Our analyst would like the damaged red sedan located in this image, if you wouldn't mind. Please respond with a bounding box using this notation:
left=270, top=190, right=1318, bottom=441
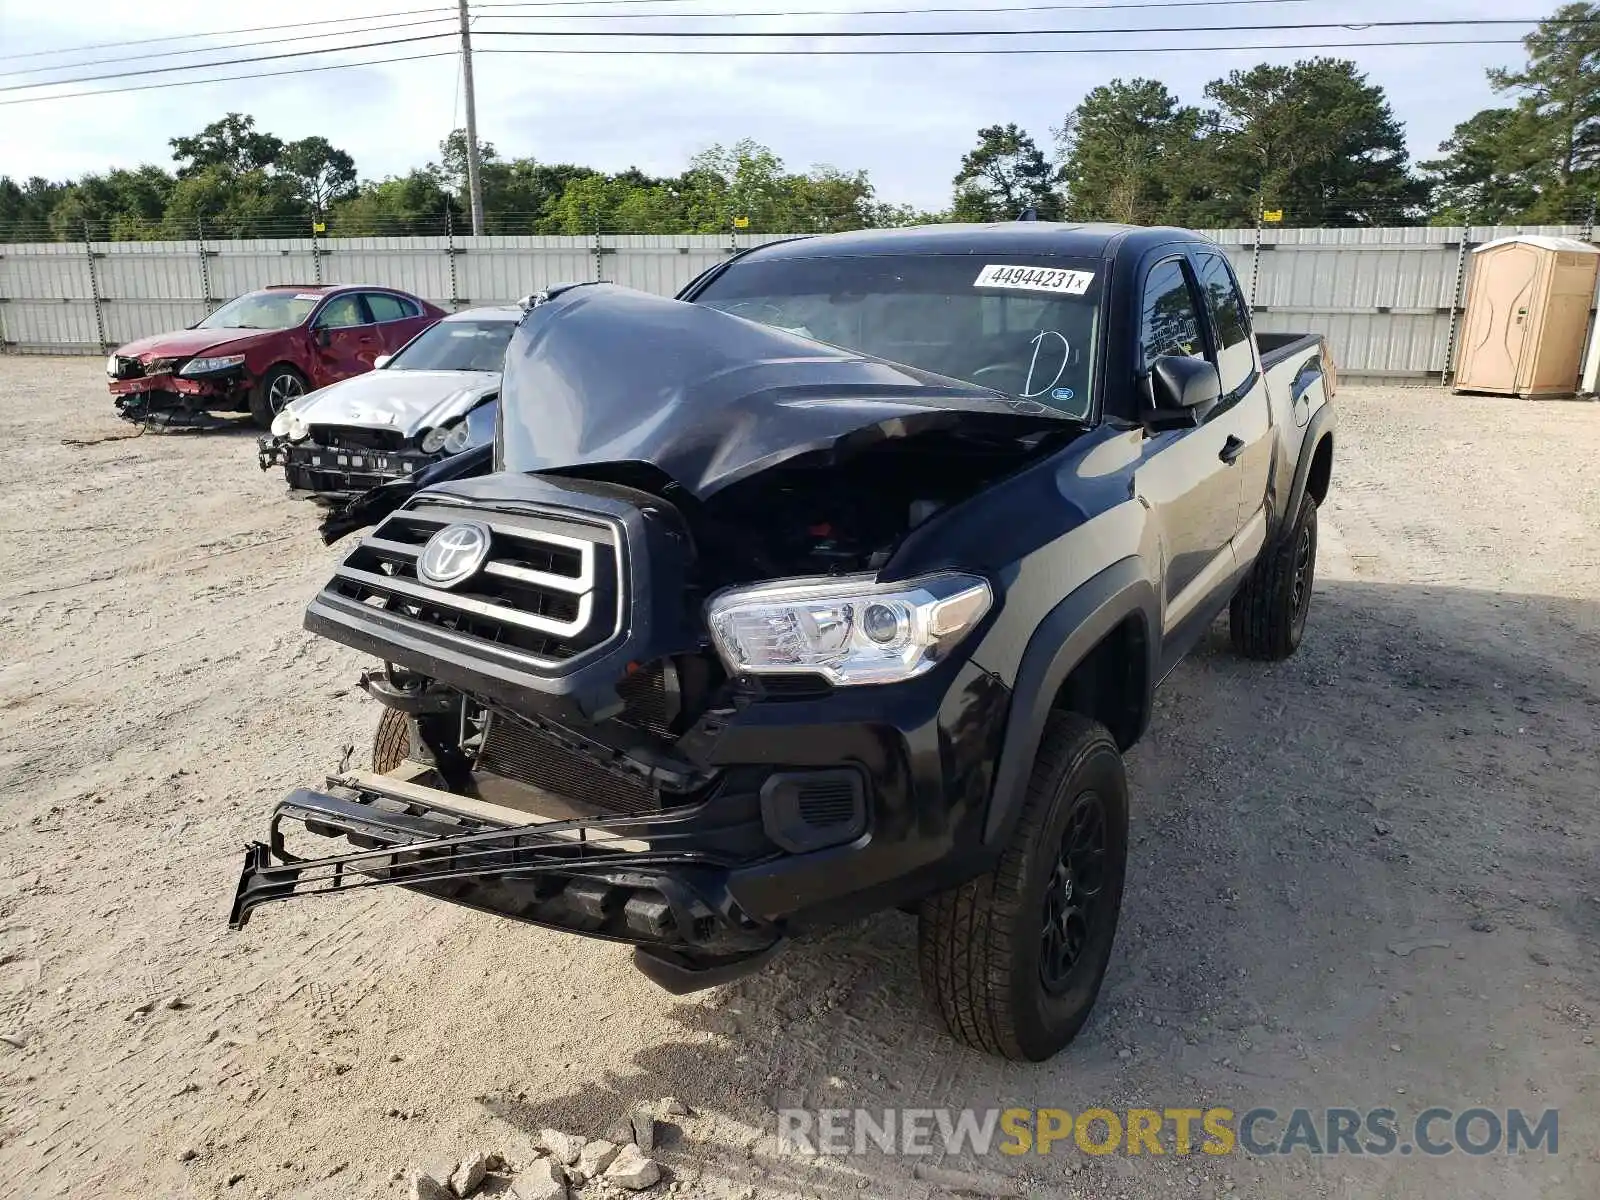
left=106, top=284, right=445, bottom=427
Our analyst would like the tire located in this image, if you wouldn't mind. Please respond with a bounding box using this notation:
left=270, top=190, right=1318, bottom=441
left=918, top=712, right=1129, bottom=1061
left=1229, top=494, right=1319, bottom=661
left=249, top=364, right=308, bottom=429
left=371, top=708, right=411, bottom=773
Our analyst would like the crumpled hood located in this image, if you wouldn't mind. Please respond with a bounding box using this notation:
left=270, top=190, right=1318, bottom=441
left=497, top=283, right=1069, bottom=499
left=285, top=369, right=500, bottom=437
left=113, top=327, right=272, bottom=360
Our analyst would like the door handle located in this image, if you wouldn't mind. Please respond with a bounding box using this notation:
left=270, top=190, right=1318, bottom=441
left=1219, top=436, right=1245, bottom=465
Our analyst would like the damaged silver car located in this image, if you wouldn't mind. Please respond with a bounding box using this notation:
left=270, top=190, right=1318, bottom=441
left=258, top=306, right=517, bottom=502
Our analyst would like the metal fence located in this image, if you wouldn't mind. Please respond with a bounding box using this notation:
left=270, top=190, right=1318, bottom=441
left=2, top=224, right=1594, bottom=380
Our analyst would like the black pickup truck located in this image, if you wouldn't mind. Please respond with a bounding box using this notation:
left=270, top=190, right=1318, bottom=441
left=231, top=224, right=1334, bottom=1061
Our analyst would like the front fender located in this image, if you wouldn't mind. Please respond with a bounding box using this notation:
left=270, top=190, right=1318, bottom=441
left=979, top=556, right=1159, bottom=847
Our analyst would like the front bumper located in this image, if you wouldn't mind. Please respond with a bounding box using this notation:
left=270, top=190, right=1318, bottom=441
left=110, top=370, right=245, bottom=419
left=231, top=768, right=786, bottom=991
left=260, top=436, right=440, bottom=499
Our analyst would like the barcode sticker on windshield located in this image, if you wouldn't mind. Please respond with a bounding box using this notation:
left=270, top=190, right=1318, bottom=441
left=974, top=264, right=1095, bottom=295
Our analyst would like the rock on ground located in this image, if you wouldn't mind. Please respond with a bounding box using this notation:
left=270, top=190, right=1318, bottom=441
left=411, top=1170, right=453, bottom=1200
left=512, top=1158, right=568, bottom=1200
left=575, top=1137, right=621, bottom=1179
left=537, top=1129, right=583, bottom=1166
left=450, top=1153, right=489, bottom=1197
left=630, top=1107, right=657, bottom=1152
left=604, top=1144, right=661, bottom=1191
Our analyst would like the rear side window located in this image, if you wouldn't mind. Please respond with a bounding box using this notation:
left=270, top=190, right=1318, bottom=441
left=365, top=292, right=417, bottom=322
left=316, top=295, right=365, bottom=328
left=1193, top=252, right=1254, bottom=392
left=1139, top=258, right=1206, bottom=371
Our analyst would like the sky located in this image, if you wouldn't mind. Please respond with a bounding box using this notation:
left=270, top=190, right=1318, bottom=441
left=0, top=0, right=1538, bottom=212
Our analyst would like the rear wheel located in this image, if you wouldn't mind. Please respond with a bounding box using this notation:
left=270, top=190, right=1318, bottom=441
left=1229, top=494, right=1318, bottom=660
left=371, top=708, right=411, bottom=773
left=918, top=712, right=1129, bottom=1060
left=249, top=364, right=307, bottom=429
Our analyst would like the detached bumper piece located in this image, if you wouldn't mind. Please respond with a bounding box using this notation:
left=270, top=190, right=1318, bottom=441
left=278, top=441, right=438, bottom=499
left=230, top=773, right=784, bottom=991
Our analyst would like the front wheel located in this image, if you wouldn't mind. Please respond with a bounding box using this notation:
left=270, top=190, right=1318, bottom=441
left=1229, top=494, right=1318, bottom=661
left=371, top=708, right=411, bottom=773
left=918, top=712, right=1129, bottom=1061
left=249, top=364, right=307, bottom=429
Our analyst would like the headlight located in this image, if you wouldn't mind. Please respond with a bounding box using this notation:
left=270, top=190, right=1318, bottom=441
left=420, top=420, right=460, bottom=454
left=270, top=411, right=309, bottom=441
left=105, top=354, right=118, bottom=377
left=706, top=572, right=992, bottom=686
left=442, top=420, right=474, bottom=454
left=178, top=354, right=245, bottom=376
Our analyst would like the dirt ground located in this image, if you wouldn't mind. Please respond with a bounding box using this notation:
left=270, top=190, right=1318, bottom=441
left=1, top=359, right=1597, bottom=1200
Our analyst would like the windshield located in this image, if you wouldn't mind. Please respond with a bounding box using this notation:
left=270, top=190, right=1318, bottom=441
left=387, top=318, right=515, bottom=372
left=693, top=253, right=1102, bottom=419
left=199, top=290, right=319, bottom=330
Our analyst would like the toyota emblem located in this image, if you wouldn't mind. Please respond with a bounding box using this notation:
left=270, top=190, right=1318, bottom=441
left=416, top=521, right=491, bottom=589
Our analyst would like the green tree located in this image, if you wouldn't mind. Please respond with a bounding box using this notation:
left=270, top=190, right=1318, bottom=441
left=279, top=137, right=357, bottom=214
left=689, top=140, right=794, bottom=229
left=47, top=166, right=174, bottom=239
left=328, top=171, right=458, bottom=236
left=1056, top=79, right=1202, bottom=224
left=951, top=124, right=1062, bottom=221
left=1420, top=109, right=1547, bottom=224
left=0, top=176, right=70, bottom=240
left=1193, top=58, right=1425, bottom=226
left=1483, top=2, right=1600, bottom=219
left=169, top=113, right=284, bottom=177
left=160, top=165, right=304, bottom=237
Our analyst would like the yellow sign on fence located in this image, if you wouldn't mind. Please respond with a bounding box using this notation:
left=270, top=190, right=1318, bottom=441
left=733, top=215, right=750, bottom=229
left=1262, top=209, right=1284, bottom=224
left=312, top=221, right=327, bottom=234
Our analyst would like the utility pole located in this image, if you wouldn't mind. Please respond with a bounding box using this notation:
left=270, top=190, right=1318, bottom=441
left=457, top=0, right=485, bottom=236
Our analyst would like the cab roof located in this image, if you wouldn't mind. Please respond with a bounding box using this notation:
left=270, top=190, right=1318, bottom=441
left=738, top=222, right=1203, bottom=263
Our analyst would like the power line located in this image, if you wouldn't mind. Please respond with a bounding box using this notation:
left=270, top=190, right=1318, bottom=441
left=0, top=0, right=1328, bottom=63
left=465, top=17, right=1590, bottom=37
left=0, top=7, right=455, bottom=64
left=0, top=34, right=1538, bottom=106
left=0, top=17, right=462, bottom=80
left=0, top=51, right=460, bottom=107
left=475, top=0, right=1325, bottom=11
left=475, top=35, right=1537, bottom=51
left=1, top=16, right=1568, bottom=95
left=0, top=34, right=458, bottom=94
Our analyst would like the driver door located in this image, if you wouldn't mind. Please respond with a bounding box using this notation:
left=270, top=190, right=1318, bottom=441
left=1132, top=256, right=1245, bottom=664
left=311, top=294, right=382, bottom=386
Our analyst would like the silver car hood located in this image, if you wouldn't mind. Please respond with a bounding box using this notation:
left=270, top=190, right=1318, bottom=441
left=284, top=369, right=500, bottom=437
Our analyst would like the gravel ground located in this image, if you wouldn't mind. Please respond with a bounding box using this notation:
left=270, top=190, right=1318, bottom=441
left=1, top=359, right=1597, bottom=1200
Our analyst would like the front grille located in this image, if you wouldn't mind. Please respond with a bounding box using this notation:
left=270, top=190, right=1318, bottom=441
left=310, top=425, right=408, bottom=454
left=327, top=501, right=621, bottom=667
left=616, top=662, right=674, bottom=738
left=478, top=715, right=658, bottom=815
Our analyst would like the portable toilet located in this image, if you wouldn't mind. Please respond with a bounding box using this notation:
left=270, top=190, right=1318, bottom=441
left=1453, top=234, right=1600, bottom=398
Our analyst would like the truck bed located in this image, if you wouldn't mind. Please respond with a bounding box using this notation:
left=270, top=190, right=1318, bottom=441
left=1256, top=331, right=1325, bottom=371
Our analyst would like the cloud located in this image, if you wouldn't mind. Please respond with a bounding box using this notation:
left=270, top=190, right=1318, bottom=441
left=0, top=0, right=1527, bottom=209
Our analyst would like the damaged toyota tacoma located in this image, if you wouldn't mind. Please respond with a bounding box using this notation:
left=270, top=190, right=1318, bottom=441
left=231, top=224, right=1335, bottom=1061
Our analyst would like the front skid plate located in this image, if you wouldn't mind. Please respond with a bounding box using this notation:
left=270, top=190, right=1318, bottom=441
left=228, top=774, right=782, bottom=974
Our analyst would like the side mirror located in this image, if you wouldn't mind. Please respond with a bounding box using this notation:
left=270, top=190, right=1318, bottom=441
left=373, top=354, right=391, bottom=369
left=1146, top=355, right=1221, bottom=428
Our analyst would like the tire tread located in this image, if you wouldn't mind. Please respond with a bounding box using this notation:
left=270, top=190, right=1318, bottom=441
left=918, top=712, right=1119, bottom=1060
